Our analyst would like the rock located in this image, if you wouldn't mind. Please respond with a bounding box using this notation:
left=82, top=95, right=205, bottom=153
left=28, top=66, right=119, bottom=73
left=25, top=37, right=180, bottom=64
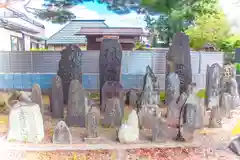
left=209, top=107, right=222, bottom=128
left=228, top=136, right=240, bottom=156
left=138, top=104, right=161, bottom=129
left=126, top=89, right=140, bottom=109
left=51, top=75, right=64, bottom=118
left=31, top=84, right=44, bottom=114
left=220, top=93, right=232, bottom=118
left=52, top=121, right=72, bottom=144
left=102, top=97, right=123, bottom=127
left=19, top=91, right=32, bottom=103
left=66, top=80, right=86, bottom=127
left=152, top=117, right=169, bottom=142
left=7, top=102, right=44, bottom=143
left=118, top=109, right=139, bottom=143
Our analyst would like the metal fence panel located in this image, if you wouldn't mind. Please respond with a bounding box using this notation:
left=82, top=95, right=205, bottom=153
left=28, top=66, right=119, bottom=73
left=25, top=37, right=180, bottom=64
left=0, top=53, right=10, bottom=72
left=199, top=52, right=224, bottom=74
left=81, top=51, right=99, bottom=73
left=32, top=52, right=60, bottom=73
left=152, top=52, right=166, bottom=74
left=9, top=52, right=32, bottom=73
left=127, top=51, right=152, bottom=75
left=190, top=51, right=200, bottom=74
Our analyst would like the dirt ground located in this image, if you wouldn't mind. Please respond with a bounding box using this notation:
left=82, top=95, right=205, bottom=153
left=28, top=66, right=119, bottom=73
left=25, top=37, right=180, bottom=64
left=0, top=93, right=240, bottom=159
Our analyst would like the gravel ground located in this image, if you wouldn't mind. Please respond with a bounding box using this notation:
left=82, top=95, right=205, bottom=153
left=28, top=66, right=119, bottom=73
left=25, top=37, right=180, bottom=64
left=0, top=147, right=238, bottom=160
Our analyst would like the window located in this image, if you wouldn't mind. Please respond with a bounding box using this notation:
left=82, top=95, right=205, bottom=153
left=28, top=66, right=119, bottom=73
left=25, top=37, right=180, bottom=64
left=10, top=36, right=24, bottom=51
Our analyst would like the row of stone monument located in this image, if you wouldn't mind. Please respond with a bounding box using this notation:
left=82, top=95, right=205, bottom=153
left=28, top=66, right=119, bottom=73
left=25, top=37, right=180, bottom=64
left=6, top=31, right=240, bottom=144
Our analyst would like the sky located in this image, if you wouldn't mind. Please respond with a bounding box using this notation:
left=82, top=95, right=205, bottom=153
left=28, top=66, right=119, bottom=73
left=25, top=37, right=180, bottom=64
left=9, top=0, right=146, bottom=37
left=8, top=0, right=240, bottom=37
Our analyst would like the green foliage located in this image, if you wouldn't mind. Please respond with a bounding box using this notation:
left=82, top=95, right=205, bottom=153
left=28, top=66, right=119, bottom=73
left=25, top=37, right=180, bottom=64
left=159, top=91, right=166, bottom=101
left=236, top=63, right=240, bottom=74
left=135, top=41, right=146, bottom=50
left=185, top=11, right=231, bottom=51
left=219, top=35, right=240, bottom=53
left=34, top=9, right=76, bottom=24
left=196, top=89, right=206, bottom=99
left=30, top=48, right=49, bottom=51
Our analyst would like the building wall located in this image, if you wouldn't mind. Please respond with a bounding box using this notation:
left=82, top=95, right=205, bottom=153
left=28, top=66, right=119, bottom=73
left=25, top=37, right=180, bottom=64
left=87, top=35, right=139, bottom=50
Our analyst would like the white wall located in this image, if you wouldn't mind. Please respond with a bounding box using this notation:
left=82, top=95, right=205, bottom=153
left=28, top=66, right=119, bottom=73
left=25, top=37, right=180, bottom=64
left=0, top=28, right=23, bottom=51
left=0, top=28, right=36, bottom=51
left=24, top=35, right=31, bottom=51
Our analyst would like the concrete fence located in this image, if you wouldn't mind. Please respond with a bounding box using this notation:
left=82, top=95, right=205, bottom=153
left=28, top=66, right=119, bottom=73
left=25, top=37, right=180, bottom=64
left=0, top=50, right=224, bottom=91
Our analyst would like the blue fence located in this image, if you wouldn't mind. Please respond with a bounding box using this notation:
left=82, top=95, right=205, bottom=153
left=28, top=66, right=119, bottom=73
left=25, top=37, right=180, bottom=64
left=0, top=50, right=224, bottom=91
left=0, top=73, right=150, bottom=90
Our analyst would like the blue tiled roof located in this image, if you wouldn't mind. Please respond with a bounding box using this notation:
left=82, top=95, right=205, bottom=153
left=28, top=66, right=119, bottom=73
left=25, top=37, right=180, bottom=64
left=47, top=19, right=108, bottom=44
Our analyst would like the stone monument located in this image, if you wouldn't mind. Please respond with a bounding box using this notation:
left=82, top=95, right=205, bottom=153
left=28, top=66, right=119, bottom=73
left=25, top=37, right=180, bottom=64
left=99, top=38, right=122, bottom=105
left=165, top=32, right=192, bottom=94
left=57, top=45, right=82, bottom=104
left=50, top=75, right=64, bottom=118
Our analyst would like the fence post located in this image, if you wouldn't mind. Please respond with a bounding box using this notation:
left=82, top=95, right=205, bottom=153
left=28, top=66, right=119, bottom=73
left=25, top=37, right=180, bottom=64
left=198, top=51, right=202, bottom=74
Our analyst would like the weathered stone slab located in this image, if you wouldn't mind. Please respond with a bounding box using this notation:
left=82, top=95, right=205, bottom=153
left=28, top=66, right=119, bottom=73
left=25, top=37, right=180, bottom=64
left=31, top=84, right=44, bottom=114
left=66, top=80, right=86, bottom=127
left=166, top=72, right=180, bottom=105
left=152, top=117, right=169, bottom=142
left=51, top=75, right=64, bottom=118
left=102, top=97, right=122, bottom=127
left=52, top=121, right=72, bottom=144
left=205, top=63, right=223, bottom=109
left=7, top=102, right=44, bottom=143
left=139, top=65, right=159, bottom=106
left=99, top=39, right=122, bottom=105
left=57, top=45, right=82, bottom=104
left=118, top=109, right=139, bottom=143
left=101, top=81, right=124, bottom=113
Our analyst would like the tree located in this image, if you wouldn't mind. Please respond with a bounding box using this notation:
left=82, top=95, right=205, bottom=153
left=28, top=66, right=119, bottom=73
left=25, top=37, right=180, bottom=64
left=185, top=11, right=231, bottom=51
left=0, top=0, right=219, bottom=24
left=143, top=0, right=219, bottom=46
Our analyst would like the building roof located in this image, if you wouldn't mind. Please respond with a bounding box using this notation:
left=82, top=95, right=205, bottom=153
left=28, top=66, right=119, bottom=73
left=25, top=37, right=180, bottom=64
left=0, top=18, right=39, bottom=34
left=75, top=27, right=146, bottom=36
left=47, top=19, right=109, bottom=44
left=6, top=7, right=45, bottom=29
